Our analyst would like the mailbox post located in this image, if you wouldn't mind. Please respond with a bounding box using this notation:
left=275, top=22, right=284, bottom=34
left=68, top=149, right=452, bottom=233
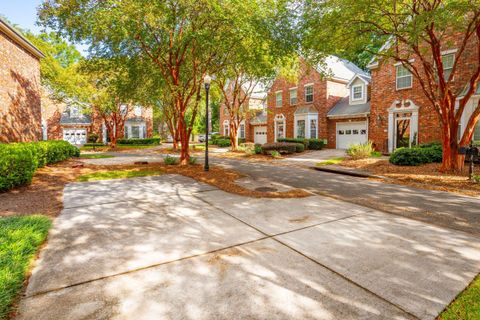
left=460, top=142, right=479, bottom=181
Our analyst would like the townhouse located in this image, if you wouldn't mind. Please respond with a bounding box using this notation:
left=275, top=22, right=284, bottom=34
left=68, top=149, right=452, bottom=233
left=42, top=93, right=154, bottom=145
left=0, top=17, right=44, bottom=143
left=266, top=56, right=368, bottom=148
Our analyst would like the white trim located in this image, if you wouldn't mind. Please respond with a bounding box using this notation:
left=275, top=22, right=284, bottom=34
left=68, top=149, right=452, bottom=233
left=304, top=82, right=314, bottom=86
left=441, top=48, right=458, bottom=55
left=394, top=59, right=415, bottom=66
left=387, top=99, right=419, bottom=152
left=274, top=114, right=286, bottom=142
left=347, top=74, right=371, bottom=88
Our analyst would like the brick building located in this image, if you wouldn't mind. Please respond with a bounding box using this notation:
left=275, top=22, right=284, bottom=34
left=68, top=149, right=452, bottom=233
left=266, top=56, right=367, bottom=147
left=219, top=82, right=268, bottom=144
left=0, top=17, right=44, bottom=143
left=367, top=33, right=480, bottom=153
left=41, top=93, right=154, bottom=145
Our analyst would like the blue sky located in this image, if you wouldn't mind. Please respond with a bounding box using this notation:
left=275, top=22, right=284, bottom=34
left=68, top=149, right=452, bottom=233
left=0, top=1, right=88, bottom=54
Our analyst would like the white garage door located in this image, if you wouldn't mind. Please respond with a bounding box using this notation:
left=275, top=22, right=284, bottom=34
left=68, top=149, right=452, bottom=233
left=63, top=129, right=87, bottom=145
left=254, top=126, right=267, bottom=145
left=336, top=122, right=368, bottom=149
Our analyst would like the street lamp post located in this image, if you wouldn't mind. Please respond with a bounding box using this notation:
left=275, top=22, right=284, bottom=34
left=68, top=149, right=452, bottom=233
left=204, top=74, right=212, bottom=171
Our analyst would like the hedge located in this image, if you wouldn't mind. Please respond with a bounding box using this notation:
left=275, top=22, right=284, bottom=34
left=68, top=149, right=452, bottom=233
left=0, top=141, right=79, bottom=191
left=308, top=139, right=325, bottom=150
left=217, top=139, right=231, bottom=147
left=117, top=138, right=161, bottom=145
left=277, top=138, right=310, bottom=149
left=294, top=143, right=305, bottom=153
left=389, top=144, right=443, bottom=166
left=277, top=138, right=325, bottom=150
left=262, top=142, right=297, bottom=155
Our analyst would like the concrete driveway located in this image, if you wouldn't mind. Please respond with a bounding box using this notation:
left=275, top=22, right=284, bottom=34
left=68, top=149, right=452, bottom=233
left=276, top=149, right=346, bottom=167
left=17, top=175, right=480, bottom=320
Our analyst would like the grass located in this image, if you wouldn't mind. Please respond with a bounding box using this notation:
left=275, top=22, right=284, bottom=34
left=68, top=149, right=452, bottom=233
left=77, top=169, right=164, bottom=182
left=79, top=153, right=114, bottom=159
left=0, top=215, right=51, bottom=319
left=317, top=157, right=345, bottom=166
left=80, top=145, right=157, bottom=151
left=438, top=274, right=480, bottom=320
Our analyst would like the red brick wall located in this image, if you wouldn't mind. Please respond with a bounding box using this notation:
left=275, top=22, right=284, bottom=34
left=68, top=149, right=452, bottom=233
left=0, top=30, right=42, bottom=143
left=219, top=91, right=259, bottom=142
left=267, top=61, right=347, bottom=143
left=369, top=32, right=479, bottom=152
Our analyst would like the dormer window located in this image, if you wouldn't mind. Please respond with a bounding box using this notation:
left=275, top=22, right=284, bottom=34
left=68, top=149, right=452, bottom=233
left=134, top=106, right=142, bottom=116
left=120, top=105, right=128, bottom=115
left=352, top=85, right=364, bottom=101
left=70, top=106, right=79, bottom=117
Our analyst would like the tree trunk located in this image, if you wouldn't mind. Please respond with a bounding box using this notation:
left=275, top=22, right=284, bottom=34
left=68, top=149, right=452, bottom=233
left=440, top=133, right=463, bottom=172
left=178, top=117, right=190, bottom=165
left=229, top=121, right=239, bottom=151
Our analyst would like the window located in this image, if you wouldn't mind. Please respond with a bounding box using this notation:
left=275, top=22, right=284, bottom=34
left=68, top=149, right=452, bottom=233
left=352, top=85, right=363, bottom=101
left=134, top=106, right=142, bottom=116
left=289, top=88, right=297, bottom=105
left=338, top=130, right=345, bottom=135
left=124, top=126, right=129, bottom=139
left=345, top=130, right=352, bottom=135
left=360, top=129, right=367, bottom=135
left=223, top=107, right=229, bottom=116
left=442, top=53, right=455, bottom=81
left=223, top=121, right=229, bottom=136
left=70, top=106, right=79, bottom=117
left=474, top=121, right=480, bottom=141
left=239, top=123, right=245, bottom=139
left=305, top=85, right=314, bottom=103
left=396, top=65, right=412, bottom=90
left=310, top=119, right=317, bottom=139
left=120, top=105, right=128, bottom=115
left=275, top=91, right=283, bottom=107
left=276, top=121, right=285, bottom=140
left=297, top=120, right=305, bottom=138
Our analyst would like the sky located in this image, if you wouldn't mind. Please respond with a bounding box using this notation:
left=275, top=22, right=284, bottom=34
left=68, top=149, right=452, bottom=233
left=0, top=0, right=88, bottom=54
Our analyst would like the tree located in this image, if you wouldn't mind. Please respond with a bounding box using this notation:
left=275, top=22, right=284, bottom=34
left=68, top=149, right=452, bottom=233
left=25, top=32, right=92, bottom=103
left=302, top=0, right=480, bottom=172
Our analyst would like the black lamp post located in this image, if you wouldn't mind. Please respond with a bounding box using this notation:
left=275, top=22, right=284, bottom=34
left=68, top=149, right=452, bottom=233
left=204, top=74, right=212, bottom=171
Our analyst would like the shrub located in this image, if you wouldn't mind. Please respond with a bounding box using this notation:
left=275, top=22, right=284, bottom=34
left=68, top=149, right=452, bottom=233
left=254, top=144, right=263, bottom=154
left=261, top=142, right=297, bottom=155
left=269, top=150, right=281, bottom=158
left=308, top=139, right=324, bottom=150
left=0, top=141, right=79, bottom=191
left=239, top=143, right=256, bottom=155
left=188, top=157, right=197, bottom=165
left=389, top=144, right=443, bottom=166
left=164, top=155, right=178, bottom=165
left=277, top=138, right=309, bottom=149
left=88, top=133, right=99, bottom=143
left=389, top=147, right=430, bottom=166
left=210, top=134, right=226, bottom=145
left=216, top=139, right=231, bottom=148
left=346, top=141, right=375, bottom=160
left=117, top=138, right=161, bottom=145
left=294, top=143, right=305, bottom=153
left=83, top=143, right=105, bottom=147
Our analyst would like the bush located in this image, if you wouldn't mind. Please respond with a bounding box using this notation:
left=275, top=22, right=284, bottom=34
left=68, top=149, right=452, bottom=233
left=188, top=157, right=197, bottom=165
left=389, top=144, right=443, bottom=166
left=261, top=142, right=297, bottom=155
left=0, top=141, right=79, bottom=191
left=346, top=141, right=375, bottom=160
left=210, top=134, right=226, bottom=145
left=254, top=144, right=263, bottom=154
left=88, top=133, right=99, bottom=143
left=269, top=150, right=281, bottom=158
left=117, top=138, right=161, bottom=145
left=277, top=138, right=309, bottom=149
left=164, top=155, right=178, bottom=165
left=294, top=143, right=305, bottom=153
left=239, top=143, right=256, bottom=155
left=83, top=143, right=105, bottom=147
left=217, top=139, right=231, bottom=148
left=308, top=139, right=325, bottom=150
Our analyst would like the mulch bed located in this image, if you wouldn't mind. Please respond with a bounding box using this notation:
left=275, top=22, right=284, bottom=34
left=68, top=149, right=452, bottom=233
left=0, top=160, right=310, bottom=219
left=341, top=158, right=480, bottom=197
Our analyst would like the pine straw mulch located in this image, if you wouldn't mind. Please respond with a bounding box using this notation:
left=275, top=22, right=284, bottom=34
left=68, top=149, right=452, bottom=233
left=0, top=161, right=310, bottom=219
left=340, top=158, right=480, bottom=197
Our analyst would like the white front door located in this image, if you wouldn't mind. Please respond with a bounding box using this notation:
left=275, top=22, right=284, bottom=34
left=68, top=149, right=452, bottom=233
left=336, top=122, right=368, bottom=149
left=63, top=129, right=87, bottom=145
left=254, top=126, right=267, bottom=144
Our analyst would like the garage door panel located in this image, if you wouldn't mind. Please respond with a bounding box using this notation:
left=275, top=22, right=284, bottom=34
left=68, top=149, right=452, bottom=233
left=254, top=126, right=267, bottom=145
left=63, top=129, right=87, bottom=145
left=337, top=122, right=367, bottom=149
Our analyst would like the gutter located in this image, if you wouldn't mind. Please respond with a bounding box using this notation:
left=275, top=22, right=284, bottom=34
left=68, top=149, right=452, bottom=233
left=0, top=18, right=45, bottom=59
left=326, top=112, right=370, bottom=120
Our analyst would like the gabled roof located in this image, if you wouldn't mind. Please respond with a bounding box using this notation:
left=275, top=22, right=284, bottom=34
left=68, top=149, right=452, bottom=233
left=316, top=56, right=369, bottom=82
left=0, top=17, right=45, bottom=59
left=250, top=111, right=267, bottom=125
left=294, top=106, right=318, bottom=115
left=327, top=96, right=370, bottom=118
left=242, top=81, right=269, bottom=100
left=347, top=73, right=372, bottom=88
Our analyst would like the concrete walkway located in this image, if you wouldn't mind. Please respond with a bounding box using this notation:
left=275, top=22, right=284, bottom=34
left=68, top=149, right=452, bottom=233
left=16, top=175, right=480, bottom=320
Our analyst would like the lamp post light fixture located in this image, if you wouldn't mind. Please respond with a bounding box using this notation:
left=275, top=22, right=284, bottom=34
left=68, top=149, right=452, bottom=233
left=204, top=74, right=212, bottom=171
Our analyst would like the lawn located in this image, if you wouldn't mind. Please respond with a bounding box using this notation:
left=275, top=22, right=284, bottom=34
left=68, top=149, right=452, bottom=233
left=0, top=215, right=51, bottom=319
left=439, top=274, right=480, bottom=319
left=317, top=157, right=345, bottom=166
left=79, top=153, right=114, bottom=159
left=80, top=145, right=157, bottom=151
left=77, top=169, right=164, bottom=182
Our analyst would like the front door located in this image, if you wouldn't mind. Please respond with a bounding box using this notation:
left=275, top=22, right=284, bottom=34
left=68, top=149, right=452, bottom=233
left=395, top=116, right=411, bottom=149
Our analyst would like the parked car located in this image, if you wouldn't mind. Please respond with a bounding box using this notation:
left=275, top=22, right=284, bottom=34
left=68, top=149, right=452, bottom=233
left=198, top=132, right=219, bottom=142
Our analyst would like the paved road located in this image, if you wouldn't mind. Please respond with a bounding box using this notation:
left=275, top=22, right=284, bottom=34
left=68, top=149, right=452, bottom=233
left=16, top=175, right=480, bottom=320
left=212, top=157, right=480, bottom=236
